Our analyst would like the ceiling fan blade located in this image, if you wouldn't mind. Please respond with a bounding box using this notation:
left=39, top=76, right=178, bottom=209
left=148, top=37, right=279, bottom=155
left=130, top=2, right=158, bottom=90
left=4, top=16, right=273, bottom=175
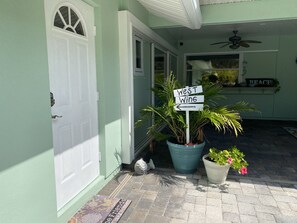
left=210, top=41, right=230, bottom=45
left=211, top=31, right=262, bottom=49
left=239, top=41, right=250, bottom=48
left=220, top=43, right=230, bottom=48
left=242, top=40, right=262, bottom=43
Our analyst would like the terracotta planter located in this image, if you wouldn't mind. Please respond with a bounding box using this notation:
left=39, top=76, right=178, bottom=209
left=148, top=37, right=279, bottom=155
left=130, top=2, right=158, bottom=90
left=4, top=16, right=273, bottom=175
left=202, top=154, right=230, bottom=184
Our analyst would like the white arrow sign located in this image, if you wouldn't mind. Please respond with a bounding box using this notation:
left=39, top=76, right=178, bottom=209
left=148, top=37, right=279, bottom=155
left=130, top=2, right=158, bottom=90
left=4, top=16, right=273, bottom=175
left=175, top=95, right=204, bottom=104
left=173, top=85, right=204, bottom=144
left=173, top=85, right=202, bottom=97
left=174, top=104, right=203, bottom=111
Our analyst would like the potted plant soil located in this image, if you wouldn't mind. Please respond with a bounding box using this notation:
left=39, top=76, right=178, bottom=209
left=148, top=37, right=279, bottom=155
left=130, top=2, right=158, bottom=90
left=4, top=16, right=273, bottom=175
left=136, top=74, right=255, bottom=174
left=203, top=146, right=248, bottom=184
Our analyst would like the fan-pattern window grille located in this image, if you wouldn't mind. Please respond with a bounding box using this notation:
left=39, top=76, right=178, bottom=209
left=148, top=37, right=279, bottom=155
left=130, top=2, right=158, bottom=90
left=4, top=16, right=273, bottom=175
left=54, top=6, right=85, bottom=36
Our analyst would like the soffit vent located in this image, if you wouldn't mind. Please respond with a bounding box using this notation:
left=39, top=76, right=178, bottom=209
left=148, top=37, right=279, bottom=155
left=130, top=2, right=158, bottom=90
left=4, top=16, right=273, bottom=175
left=137, top=0, right=202, bottom=29
left=200, top=0, right=254, bottom=5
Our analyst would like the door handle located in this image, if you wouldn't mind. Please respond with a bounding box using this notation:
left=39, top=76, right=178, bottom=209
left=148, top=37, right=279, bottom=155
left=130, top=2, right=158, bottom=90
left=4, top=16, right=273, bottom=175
left=52, top=114, right=63, bottom=119
left=50, top=92, right=55, bottom=107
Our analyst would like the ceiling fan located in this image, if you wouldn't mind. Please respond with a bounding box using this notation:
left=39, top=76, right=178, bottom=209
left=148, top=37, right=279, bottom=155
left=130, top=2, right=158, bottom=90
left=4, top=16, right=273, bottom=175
left=210, top=30, right=262, bottom=49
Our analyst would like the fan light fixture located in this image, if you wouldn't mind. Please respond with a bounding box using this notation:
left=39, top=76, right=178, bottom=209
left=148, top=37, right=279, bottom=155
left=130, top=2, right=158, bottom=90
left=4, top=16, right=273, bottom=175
left=210, top=30, right=262, bottom=49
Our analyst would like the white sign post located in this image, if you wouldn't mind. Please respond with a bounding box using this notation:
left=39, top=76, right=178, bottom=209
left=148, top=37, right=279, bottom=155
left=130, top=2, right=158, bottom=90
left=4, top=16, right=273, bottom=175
left=173, top=86, right=204, bottom=144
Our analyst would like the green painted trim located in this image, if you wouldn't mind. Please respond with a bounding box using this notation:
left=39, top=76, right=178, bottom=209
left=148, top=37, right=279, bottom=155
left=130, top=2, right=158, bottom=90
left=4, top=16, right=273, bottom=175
left=119, top=0, right=150, bottom=25
left=57, top=166, right=121, bottom=223
left=82, top=0, right=98, bottom=7
left=149, top=0, right=297, bottom=28
left=149, top=14, right=181, bottom=28
left=201, top=0, right=297, bottom=25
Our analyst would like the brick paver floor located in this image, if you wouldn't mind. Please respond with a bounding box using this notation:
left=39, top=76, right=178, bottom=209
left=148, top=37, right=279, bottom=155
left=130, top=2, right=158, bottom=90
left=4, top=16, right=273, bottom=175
left=71, top=120, right=297, bottom=223
left=116, top=120, right=297, bottom=223
left=116, top=170, right=297, bottom=223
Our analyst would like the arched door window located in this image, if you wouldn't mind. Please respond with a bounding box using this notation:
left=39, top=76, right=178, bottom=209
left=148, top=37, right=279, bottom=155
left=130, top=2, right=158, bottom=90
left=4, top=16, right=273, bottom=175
left=53, top=6, right=85, bottom=36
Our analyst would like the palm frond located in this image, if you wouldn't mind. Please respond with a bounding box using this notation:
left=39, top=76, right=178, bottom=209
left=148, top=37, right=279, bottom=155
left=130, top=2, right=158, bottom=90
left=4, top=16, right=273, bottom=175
left=136, top=74, right=256, bottom=144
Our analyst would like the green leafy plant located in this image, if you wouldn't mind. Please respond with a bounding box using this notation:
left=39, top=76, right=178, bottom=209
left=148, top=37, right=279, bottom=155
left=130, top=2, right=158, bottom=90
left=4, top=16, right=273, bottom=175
left=273, top=78, right=281, bottom=93
left=136, top=73, right=256, bottom=145
left=209, top=146, right=248, bottom=175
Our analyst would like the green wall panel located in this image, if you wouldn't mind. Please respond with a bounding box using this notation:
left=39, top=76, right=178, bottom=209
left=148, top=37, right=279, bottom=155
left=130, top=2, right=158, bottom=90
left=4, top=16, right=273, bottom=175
left=274, top=34, right=297, bottom=119
left=0, top=151, right=57, bottom=223
left=95, top=0, right=122, bottom=177
left=95, top=0, right=170, bottom=176
left=0, top=1, right=57, bottom=222
left=119, top=0, right=149, bottom=25
left=119, top=0, right=177, bottom=47
left=201, top=0, right=297, bottom=25
left=244, top=52, right=277, bottom=79
left=0, top=0, right=162, bottom=222
left=222, top=94, right=274, bottom=119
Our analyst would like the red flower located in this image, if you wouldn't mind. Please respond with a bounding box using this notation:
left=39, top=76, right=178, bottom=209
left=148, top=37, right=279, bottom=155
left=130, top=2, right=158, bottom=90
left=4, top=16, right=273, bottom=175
left=240, top=166, right=248, bottom=175
left=227, top=157, right=233, bottom=164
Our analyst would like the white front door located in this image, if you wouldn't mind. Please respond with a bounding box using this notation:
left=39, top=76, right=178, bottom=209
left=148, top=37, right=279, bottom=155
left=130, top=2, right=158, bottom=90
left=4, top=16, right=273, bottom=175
left=44, top=0, right=100, bottom=210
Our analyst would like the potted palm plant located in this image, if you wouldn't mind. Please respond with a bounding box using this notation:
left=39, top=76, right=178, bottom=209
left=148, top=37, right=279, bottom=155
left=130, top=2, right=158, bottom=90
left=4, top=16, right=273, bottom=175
left=136, top=74, right=255, bottom=174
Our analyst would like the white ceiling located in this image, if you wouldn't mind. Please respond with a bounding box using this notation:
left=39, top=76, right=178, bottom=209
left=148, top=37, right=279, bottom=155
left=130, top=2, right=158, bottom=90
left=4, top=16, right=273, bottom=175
left=155, top=19, right=297, bottom=41
left=137, top=0, right=202, bottom=29
left=139, top=0, right=297, bottom=42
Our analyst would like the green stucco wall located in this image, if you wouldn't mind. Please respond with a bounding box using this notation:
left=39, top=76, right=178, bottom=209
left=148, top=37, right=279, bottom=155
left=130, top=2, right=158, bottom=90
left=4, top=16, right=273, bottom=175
left=94, top=0, right=122, bottom=179
left=119, top=0, right=149, bottom=25
left=0, top=0, right=163, bottom=223
left=274, top=34, right=297, bottom=120
left=0, top=1, right=57, bottom=222
left=2, top=1, right=296, bottom=223
left=95, top=0, right=163, bottom=178
left=201, top=0, right=297, bottom=25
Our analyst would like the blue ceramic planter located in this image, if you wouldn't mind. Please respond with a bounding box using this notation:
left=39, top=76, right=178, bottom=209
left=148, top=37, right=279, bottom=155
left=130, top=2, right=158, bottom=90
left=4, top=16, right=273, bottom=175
left=167, top=140, right=205, bottom=174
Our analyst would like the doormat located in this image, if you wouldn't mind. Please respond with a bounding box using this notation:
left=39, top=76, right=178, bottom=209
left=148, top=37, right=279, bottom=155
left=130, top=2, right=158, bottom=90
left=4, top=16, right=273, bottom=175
left=283, top=127, right=297, bottom=139
left=69, top=195, right=131, bottom=223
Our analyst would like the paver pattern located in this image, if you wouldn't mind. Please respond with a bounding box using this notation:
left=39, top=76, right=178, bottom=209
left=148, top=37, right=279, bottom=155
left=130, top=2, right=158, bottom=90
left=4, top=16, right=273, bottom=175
left=116, top=170, right=297, bottom=223
left=116, top=120, right=297, bottom=223
left=71, top=120, right=297, bottom=223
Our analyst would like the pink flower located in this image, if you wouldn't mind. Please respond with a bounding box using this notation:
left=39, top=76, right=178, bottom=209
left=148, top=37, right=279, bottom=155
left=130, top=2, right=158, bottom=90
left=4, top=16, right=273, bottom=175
left=240, top=166, right=248, bottom=175
left=227, top=157, right=233, bottom=164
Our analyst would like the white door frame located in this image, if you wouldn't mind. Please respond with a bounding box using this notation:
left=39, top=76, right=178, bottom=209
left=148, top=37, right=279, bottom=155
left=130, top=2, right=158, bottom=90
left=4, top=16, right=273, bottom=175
left=118, top=11, right=178, bottom=164
left=44, top=0, right=100, bottom=210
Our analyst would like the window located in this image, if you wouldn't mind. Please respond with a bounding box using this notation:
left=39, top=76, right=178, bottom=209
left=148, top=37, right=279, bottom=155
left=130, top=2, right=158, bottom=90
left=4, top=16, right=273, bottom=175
left=186, top=53, right=242, bottom=86
left=133, top=36, right=143, bottom=74
left=169, top=53, right=178, bottom=76
left=54, top=6, right=85, bottom=36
